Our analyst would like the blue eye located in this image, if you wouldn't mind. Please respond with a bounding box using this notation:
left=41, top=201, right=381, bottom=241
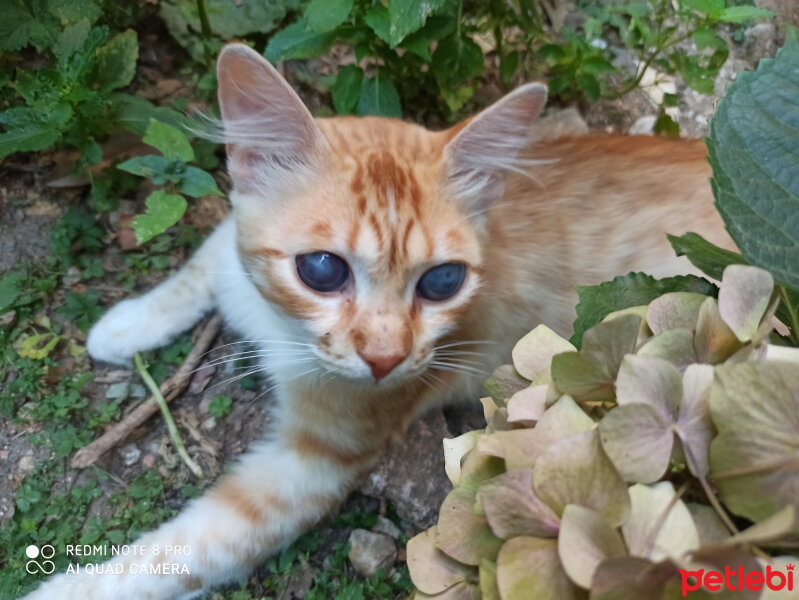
left=296, top=252, right=349, bottom=293
left=416, top=263, right=467, bottom=301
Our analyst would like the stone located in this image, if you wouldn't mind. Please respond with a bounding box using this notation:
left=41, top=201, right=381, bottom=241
left=347, top=529, right=397, bottom=577
left=120, top=444, right=141, bottom=467
left=360, top=409, right=452, bottom=529
left=629, top=115, right=656, bottom=136
left=372, top=515, right=402, bottom=540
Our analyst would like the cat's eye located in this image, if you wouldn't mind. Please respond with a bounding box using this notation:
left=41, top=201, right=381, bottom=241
left=296, top=252, right=350, bottom=293
left=416, top=263, right=467, bottom=301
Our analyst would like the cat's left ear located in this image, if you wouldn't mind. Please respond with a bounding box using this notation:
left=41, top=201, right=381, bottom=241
left=443, top=83, right=548, bottom=212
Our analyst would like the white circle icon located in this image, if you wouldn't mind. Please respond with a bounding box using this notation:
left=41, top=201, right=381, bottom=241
left=25, top=545, right=39, bottom=559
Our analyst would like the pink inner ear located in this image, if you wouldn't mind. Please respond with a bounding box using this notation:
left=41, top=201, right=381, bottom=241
left=216, top=44, right=330, bottom=184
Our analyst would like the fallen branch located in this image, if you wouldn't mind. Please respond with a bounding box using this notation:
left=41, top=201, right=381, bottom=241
left=72, top=314, right=223, bottom=470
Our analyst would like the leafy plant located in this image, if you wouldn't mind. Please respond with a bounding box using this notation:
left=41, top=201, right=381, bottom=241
left=407, top=30, right=799, bottom=600
left=0, top=3, right=178, bottom=165
left=118, top=118, right=222, bottom=243
left=409, top=265, right=799, bottom=599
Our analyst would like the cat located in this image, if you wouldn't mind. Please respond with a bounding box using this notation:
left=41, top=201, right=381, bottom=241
left=23, top=43, right=731, bottom=599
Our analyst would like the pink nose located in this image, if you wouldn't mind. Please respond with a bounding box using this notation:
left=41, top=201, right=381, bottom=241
left=358, top=351, right=406, bottom=381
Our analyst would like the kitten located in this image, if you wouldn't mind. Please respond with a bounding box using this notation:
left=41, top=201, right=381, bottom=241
left=23, top=43, right=730, bottom=599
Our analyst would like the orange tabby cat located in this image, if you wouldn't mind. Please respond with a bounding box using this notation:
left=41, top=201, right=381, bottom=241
left=24, top=43, right=730, bottom=599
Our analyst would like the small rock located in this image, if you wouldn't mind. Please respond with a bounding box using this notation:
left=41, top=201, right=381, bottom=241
left=105, top=382, right=131, bottom=400
left=18, top=455, right=35, bottom=472
left=120, top=444, right=141, bottom=466
left=0, top=310, right=16, bottom=327
left=348, top=529, right=397, bottom=577
left=62, top=266, right=82, bottom=287
left=142, top=454, right=156, bottom=468
left=372, top=516, right=402, bottom=540
left=202, top=416, right=217, bottom=430
left=360, top=410, right=453, bottom=528
left=629, top=115, right=656, bottom=136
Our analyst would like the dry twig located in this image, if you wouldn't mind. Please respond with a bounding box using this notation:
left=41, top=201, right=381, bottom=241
left=71, top=314, right=223, bottom=469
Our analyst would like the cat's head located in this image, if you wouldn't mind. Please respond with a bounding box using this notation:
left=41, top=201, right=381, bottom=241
left=215, top=43, right=547, bottom=386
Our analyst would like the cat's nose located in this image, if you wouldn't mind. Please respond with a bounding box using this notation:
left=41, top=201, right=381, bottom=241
left=358, top=351, right=407, bottom=381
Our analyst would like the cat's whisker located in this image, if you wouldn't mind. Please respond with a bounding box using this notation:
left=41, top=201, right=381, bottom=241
left=429, top=364, right=485, bottom=379
left=193, top=351, right=312, bottom=375
left=434, top=340, right=497, bottom=350
left=430, top=360, right=489, bottom=377
left=250, top=367, right=320, bottom=405
left=433, top=350, right=488, bottom=358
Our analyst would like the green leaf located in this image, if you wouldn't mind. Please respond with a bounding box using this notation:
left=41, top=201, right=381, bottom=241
left=0, top=274, right=23, bottom=311
left=534, top=430, right=631, bottom=527
left=117, top=155, right=171, bottom=181
left=180, top=166, right=222, bottom=197
left=303, top=0, right=353, bottom=33
left=709, top=361, right=799, bottom=522
left=59, top=288, right=103, bottom=332
left=264, top=22, right=336, bottom=62
left=576, top=73, right=600, bottom=103
left=478, top=469, right=561, bottom=539
left=496, top=537, right=582, bottom=600
left=364, top=5, right=390, bottom=44
left=388, top=0, right=447, bottom=47
left=407, top=527, right=476, bottom=596
left=432, top=33, right=484, bottom=90
left=558, top=505, right=626, bottom=589
left=0, top=0, right=61, bottom=52
left=356, top=74, right=402, bottom=118
left=159, top=0, right=299, bottom=63
left=511, top=325, right=575, bottom=383
left=332, top=65, right=364, bottom=115
left=570, top=272, right=717, bottom=348
left=500, top=51, right=519, bottom=85
left=15, top=333, right=60, bottom=360
left=621, top=482, right=699, bottom=561
left=208, top=395, right=233, bottom=419
left=133, top=190, right=187, bottom=244
left=53, top=19, right=92, bottom=62
left=48, top=0, right=102, bottom=24
left=718, top=6, right=775, bottom=23
left=680, top=0, right=724, bottom=19
left=435, top=486, right=503, bottom=566
left=667, top=232, right=747, bottom=281
left=552, top=314, right=641, bottom=404
left=401, top=15, right=456, bottom=61
left=94, top=29, right=138, bottom=91
left=707, top=30, right=799, bottom=290
left=143, top=119, right=194, bottom=162
left=717, top=265, right=774, bottom=342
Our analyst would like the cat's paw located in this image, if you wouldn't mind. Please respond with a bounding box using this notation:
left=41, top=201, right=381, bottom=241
left=87, top=296, right=167, bottom=365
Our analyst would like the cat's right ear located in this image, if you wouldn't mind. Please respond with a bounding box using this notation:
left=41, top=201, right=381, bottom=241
left=217, top=43, right=328, bottom=187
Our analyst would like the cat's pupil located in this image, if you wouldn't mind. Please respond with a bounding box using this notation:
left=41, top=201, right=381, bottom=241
left=416, top=263, right=467, bottom=301
left=296, top=252, right=349, bottom=292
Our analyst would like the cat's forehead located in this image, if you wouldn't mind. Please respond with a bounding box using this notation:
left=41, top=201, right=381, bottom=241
left=316, top=116, right=442, bottom=164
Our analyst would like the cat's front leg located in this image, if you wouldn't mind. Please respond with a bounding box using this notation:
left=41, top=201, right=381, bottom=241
left=86, top=218, right=236, bottom=366
left=22, top=422, right=373, bottom=600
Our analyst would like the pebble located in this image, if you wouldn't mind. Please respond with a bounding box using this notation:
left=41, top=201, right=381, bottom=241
left=372, top=515, right=402, bottom=540
left=120, top=444, right=141, bottom=466
left=348, top=529, right=397, bottom=577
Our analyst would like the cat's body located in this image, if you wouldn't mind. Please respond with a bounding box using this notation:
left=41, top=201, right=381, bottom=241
left=23, top=44, right=729, bottom=600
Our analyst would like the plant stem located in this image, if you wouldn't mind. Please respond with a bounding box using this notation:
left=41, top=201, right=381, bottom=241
left=135, top=352, right=204, bottom=479
left=778, top=285, right=799, bottom=346
left=196, top=0, right=214, bottom=68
